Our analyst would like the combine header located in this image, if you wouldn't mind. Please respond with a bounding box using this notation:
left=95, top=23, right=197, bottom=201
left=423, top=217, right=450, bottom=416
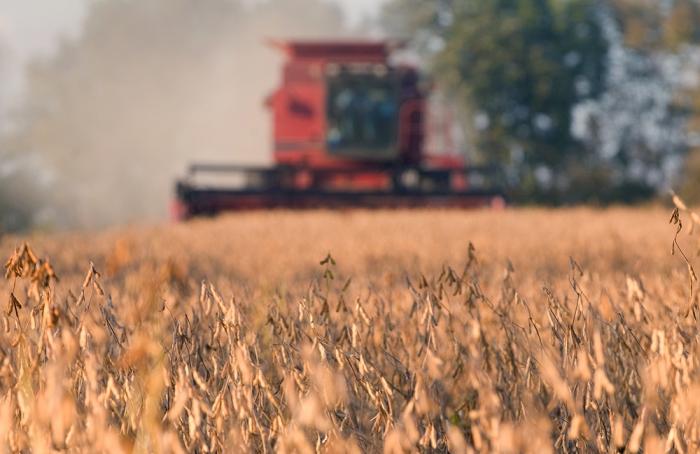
left=175, top=40, right=504, bottom=218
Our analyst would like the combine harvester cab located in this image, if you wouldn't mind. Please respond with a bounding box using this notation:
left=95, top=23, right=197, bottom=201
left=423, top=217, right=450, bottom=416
left=174, top=40, right=505, bottom=219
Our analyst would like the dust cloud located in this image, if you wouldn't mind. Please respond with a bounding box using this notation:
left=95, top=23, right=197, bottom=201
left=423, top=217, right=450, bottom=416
left=2, top=0, right=355, bottom=229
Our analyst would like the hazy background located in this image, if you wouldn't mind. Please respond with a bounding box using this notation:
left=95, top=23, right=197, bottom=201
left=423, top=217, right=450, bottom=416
left=0, top=0, right=386, bottom=229
left=3, top=0, right=700, bottom=231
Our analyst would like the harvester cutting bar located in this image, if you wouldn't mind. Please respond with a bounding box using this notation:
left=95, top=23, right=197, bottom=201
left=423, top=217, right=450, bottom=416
left=174, top=164, right=505, bottom=219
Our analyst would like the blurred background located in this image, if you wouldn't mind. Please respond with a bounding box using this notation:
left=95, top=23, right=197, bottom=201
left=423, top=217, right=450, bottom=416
left=2, top=0, right=700, bottom=231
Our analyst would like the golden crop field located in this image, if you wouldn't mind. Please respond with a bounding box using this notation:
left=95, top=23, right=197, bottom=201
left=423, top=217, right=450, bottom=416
left=0, top=206, right=698, bottom=453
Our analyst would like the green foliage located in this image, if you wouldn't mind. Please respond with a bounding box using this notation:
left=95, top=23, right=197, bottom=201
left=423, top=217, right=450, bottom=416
left=383, top=0, right=700, bottom=204
left=610, top=0, right=700, bottom=51
left=663, top=0, right=700, bottom=50
left=451, top=0, right=605, bottom=162
left=385, top=0, right=609, bottom=201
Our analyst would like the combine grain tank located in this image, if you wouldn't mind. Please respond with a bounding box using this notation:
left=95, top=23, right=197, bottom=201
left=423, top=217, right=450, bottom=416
left=174, top=40, right=505, bottom=218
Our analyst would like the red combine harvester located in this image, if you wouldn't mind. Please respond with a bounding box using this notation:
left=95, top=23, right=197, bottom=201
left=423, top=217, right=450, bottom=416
left=174, top=40, right=504, bottom=218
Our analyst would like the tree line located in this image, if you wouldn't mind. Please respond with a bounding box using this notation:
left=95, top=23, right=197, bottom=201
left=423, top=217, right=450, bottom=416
left=383, top=0, right=700, bottom=204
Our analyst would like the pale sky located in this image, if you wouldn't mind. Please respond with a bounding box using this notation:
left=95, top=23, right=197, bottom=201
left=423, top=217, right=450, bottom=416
left=0, top=0, right=87, bottom=59
left=0, top=0, right=387, bottom=59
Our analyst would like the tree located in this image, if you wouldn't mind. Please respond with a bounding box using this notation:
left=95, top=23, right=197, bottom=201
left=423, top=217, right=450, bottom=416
left=599, top=0, right=700, bottom=201
left=609, top=0, right=700, bottom=51
left=663, top=0, right=700, bottom=50
left=572, top=8, right=693, bottom=196
left=383, top=0, right=609, bottom=202
left=383, top=0, right=700, bottom=203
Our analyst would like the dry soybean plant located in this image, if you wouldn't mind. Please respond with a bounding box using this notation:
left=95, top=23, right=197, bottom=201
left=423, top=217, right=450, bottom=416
left=1, top=205, right=700, bottom=453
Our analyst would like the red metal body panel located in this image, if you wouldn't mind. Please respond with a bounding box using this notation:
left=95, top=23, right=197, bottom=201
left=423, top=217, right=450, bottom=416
left=268, top=40, right=390, bottom=63
left=268, top=40, right=427, bottom=172
left=272, top=84, right=325, bottom=145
